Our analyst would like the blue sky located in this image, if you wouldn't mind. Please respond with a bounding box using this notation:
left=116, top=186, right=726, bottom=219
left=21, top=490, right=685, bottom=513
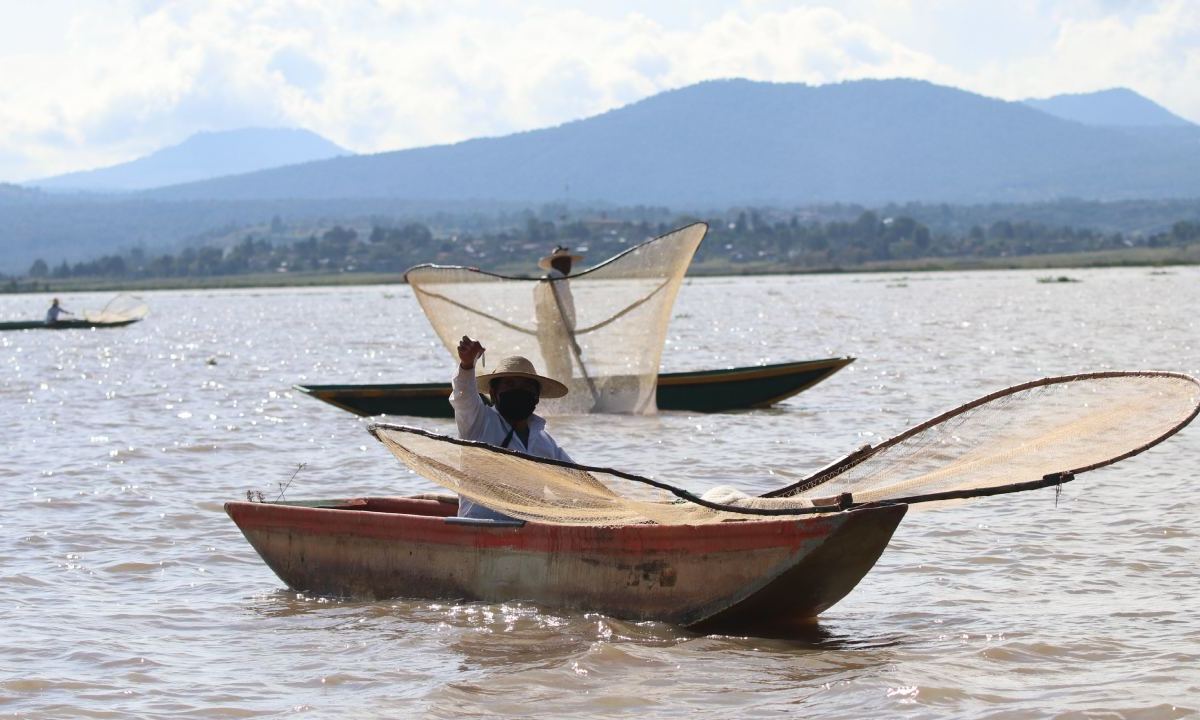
left=1, top=0, right=1197, bottom=182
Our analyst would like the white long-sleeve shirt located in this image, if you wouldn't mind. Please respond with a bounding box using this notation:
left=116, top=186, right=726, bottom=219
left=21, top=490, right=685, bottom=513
left=45, top=305, right=68, bottom=323
left=449, top=365, right=573, bottom=519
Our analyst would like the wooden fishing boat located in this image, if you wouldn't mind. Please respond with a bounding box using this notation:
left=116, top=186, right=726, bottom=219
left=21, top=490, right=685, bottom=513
left=0, top=318, right=143, bottom=331
left=225, top=495, right=905, bottom=629
left=294, top=357, right=854, bottom=417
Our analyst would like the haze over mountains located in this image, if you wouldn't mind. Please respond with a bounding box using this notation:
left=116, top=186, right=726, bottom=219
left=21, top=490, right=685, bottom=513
left=18, top=80, right=1199, bottom=204
left=4, top=78, right=1200, bottom=274
left=1023, top=88, right=1194, bottom=127
left=30, top=128, right=347, bottom=192
left=133, top=79, right=1200, bottom=207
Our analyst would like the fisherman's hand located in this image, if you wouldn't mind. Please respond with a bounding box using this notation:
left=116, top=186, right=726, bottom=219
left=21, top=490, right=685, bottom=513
left=458, top=336, right=485, bottom=369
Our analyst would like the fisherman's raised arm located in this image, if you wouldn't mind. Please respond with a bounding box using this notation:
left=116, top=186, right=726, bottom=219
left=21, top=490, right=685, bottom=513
left=450, top=335, right=488, bottom=437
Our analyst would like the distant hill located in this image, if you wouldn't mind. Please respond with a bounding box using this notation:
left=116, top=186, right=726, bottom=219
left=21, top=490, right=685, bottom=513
left=140, top=79, right=1200, bottom=206
left=1024, top=88, right=1194, bottom=127
left=6, top=78, right=1200, bottom=274
left=30, top=128, right=348, bottom=192
left=0, top=188, right=529, bottom=275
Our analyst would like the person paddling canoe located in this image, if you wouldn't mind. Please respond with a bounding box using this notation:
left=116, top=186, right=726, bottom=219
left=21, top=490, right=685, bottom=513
left=451, top=335, right=573, bottom=520
left=45, top=298, right=73, bottom=325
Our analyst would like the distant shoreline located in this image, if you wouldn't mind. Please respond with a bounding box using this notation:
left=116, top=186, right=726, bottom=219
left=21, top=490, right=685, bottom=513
left=4, top=245, right=1197, bottom=295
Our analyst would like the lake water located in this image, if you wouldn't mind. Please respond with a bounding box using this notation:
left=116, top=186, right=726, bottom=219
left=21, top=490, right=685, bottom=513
left=2, top=268, right=1198, bottom=718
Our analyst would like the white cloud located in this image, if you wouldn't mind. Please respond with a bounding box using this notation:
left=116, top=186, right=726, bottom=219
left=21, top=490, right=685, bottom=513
left=0, top=0, right=1196, bottom=182
left=988, top=1, right=1200, bottom=119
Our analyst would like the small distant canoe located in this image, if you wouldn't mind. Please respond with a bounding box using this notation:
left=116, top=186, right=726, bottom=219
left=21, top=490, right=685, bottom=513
left=1, top=295, right=148, bottom=332
left=295, top=357, right=854, bottom=417
left=225, top=495, right=905, bottom=629
left=0, top=318, right=143, bottom=331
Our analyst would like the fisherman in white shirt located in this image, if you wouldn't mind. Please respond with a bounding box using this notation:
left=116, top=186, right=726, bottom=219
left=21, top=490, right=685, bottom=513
left=451, top=335, right=573, bottom=520
left=533, top=246, right=582, bottom=383
left=45, top=298, right=73, bottom=325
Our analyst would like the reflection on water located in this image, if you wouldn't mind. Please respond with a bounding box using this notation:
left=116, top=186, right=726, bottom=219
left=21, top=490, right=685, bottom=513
left=2, top=269, right=1199, bottom=718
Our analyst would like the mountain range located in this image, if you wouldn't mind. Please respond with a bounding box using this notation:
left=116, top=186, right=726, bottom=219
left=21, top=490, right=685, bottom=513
left=30, top=128, right=348, bottom=192
left=4, top=79, right=1200, bottom=274
left=132, top=79, right=1199, bottom=207
left=1023, top=88, right=1194, bottom=127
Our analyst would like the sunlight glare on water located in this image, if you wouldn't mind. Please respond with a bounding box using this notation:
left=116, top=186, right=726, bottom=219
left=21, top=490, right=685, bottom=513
left=1, top=268, right=1198, bottom=718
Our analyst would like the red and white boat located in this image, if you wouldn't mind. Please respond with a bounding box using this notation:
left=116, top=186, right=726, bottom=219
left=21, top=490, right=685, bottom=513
left=225, top=495, right=906, bottom=630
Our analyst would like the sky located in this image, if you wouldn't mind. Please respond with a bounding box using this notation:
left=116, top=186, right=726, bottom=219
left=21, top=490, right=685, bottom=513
left=0, top=0, right=1197, bottom=182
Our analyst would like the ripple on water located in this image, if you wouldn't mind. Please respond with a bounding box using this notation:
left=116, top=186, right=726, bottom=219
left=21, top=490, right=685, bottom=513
left=2, top=274, right=1200, bottom=718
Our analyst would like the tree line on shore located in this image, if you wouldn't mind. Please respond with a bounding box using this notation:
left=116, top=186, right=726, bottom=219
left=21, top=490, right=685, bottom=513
left=15, top=212, right=1200, bottom=282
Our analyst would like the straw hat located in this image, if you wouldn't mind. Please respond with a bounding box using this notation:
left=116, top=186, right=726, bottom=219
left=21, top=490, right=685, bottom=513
left=538, top=245, right=584, bottom=271
left=476, top=355, right=569, bottom=398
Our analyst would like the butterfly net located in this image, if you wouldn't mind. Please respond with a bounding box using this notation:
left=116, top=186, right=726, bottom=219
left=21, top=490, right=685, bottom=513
left=764, top=371, right=1200, bottom=504
left=370, top=372, right=1199, bottom=526
left=369, top=424, right=814, bottom=526
left=83, top=294, right=149, bottom=324
left=404, top=223, right=707, bottom=414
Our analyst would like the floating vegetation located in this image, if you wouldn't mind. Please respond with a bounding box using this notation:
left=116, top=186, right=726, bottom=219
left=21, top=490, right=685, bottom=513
left=246, top=462, right=307, bottom=503
left=1037, top=275, right=1082, bottom=284
left=276, top=463, right=307, bottom=501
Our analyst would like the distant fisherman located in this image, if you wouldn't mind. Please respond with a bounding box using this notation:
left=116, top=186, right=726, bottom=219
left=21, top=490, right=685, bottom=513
left=534, top=246, right=583, bottom=383
left=451, top=335, right=572, bottom=520
left=45, top=298, right=73, bottom=325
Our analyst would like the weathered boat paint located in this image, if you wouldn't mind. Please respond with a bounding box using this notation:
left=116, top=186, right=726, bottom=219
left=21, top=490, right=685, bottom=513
left=293, top=357, right=854, bottom=417
left=225, top=495, right=905, bottom=628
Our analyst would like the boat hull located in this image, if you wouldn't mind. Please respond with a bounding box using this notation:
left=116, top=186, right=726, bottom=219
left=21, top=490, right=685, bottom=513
left=225, top=496, right=904, bottom=628
left=294, top=357, right=854, bottom=417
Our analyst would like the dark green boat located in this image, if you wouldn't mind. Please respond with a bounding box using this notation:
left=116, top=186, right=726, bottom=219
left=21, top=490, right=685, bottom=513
left=0, top=318, right=143, bottom=331
left=1, top=295, right=149, bottom=332
left=295, top=357, right=853, bottom=417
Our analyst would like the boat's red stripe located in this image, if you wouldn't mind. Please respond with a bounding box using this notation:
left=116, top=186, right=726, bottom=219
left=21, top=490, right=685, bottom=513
left=225, top=501, right=844, bottom=555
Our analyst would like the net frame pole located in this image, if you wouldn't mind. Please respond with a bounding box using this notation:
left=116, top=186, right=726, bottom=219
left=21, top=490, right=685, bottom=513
left=763, top=370, right=1200, bottom=499
left=371, top=423, right=837, bottom=517
left=369, top=425, right=1109, bottom=519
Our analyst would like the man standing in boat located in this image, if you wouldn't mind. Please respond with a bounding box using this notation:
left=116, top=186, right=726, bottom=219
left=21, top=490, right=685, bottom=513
left=452, top=335, right=573, bottom=520
left=534, top=246, right=583, bottom=384
left=45, top=298, right=73, bottom=325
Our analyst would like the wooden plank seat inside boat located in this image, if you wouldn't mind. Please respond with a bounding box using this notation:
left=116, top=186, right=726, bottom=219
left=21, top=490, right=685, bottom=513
left=226, top=495, right=906, bottom=629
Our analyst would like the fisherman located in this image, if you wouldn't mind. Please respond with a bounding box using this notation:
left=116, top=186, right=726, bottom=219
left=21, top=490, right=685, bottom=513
left=533, top=245, right=583, bottom=383
left=452, top=335, right=572, bottom=520
left=45, top=298, right=73, bottom=325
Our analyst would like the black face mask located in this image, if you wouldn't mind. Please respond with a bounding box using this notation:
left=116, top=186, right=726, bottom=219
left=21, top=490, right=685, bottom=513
left=495, top=389, right=538, bottom=423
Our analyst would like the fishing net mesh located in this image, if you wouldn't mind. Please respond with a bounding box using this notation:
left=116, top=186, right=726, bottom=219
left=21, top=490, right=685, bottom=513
left=371, top=425, right=814, bottom=526
left=404, top=223, right=707, bottom=414
left=770, top=372, right=1200, bottom=504
left=83, top=294, right=149, bottom=324
left=371, top=372, right=1199, bottom=526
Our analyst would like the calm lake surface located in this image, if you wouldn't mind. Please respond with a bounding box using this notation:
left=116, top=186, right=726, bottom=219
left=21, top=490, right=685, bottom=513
left=2, top=268, right=1198, bottom=718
